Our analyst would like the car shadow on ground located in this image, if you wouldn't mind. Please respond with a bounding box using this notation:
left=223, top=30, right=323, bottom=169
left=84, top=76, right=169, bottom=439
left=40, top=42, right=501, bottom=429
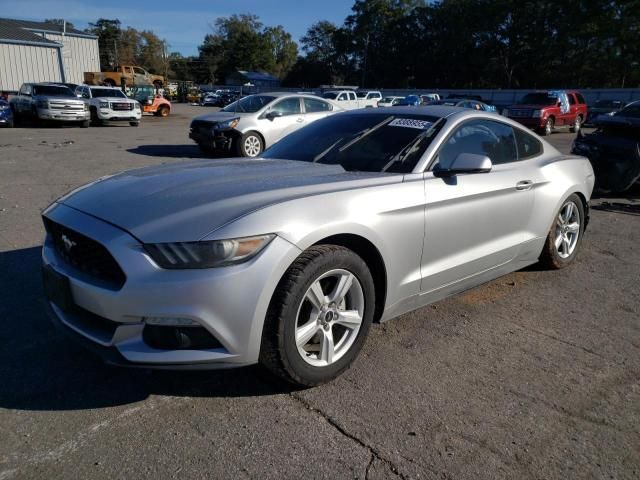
left=0, top=246, right=295, bottom=412
left=127, top=144, right=231, bottom=159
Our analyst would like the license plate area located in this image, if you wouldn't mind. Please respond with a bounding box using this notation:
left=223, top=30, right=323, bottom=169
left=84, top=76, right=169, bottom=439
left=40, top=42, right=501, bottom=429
left=42, top=265, right=74, bottom=312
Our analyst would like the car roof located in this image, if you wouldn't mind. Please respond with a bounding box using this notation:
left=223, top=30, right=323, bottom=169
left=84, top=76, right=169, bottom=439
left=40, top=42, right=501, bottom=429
left=87, top=85, right=121, bottom=89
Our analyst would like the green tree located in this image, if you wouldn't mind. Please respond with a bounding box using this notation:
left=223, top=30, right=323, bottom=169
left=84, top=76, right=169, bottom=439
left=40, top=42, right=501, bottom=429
left=86, top=19, right=122, bottom=70
left=263, top=26, right=298, bottom=78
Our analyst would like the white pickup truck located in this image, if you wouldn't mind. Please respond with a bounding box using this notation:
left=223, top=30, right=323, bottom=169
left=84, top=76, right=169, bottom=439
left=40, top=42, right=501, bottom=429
left=321, top=90, right=380, bottom=109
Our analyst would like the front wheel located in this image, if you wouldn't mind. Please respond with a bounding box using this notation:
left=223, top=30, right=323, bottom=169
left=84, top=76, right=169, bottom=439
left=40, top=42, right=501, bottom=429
left=540, top=117, right=554, bottom=136
left=156, top=106, right=169, bottom=117
left=260, top=245, right=375, bottom=387
left=129, top=121, right=139, bottom=127
left=539, top=194, right=585, bottom=269
left=80, top=120, right=90, bottom=128
left=236, top=131, right=264, bottom=157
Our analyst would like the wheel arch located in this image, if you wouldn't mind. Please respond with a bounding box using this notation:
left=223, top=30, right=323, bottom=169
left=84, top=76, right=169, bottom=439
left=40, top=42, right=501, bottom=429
left=311, top=233, right=387, bottom=323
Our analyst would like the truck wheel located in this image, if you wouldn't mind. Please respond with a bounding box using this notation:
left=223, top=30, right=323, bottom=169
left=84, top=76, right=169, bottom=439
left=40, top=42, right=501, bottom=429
left=156, top=106, right=169, bottom=117
left=90, top=107, right=102, bottom=126
left=80, top=120, right=90, bottom=128
left=30, top=107, right=41, bottom=127
left=570, top=115, right=582, bottom=133
left=236, top=131, right=264, bottom=157
left=129, top=121, right=139, bottom=127
left=540, top=117, right=554, bottom=136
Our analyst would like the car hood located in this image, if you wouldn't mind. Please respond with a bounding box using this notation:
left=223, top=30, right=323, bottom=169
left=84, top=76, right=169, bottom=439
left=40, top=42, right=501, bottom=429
left=508, top=104, right=552, bottom=109
left=193, top=111, right=253, bottom=123
left=94, top=96, right=135, bottom=102
left=36, top=95, right=84, bottom=102
left=58, top=158, right=401, bottom=242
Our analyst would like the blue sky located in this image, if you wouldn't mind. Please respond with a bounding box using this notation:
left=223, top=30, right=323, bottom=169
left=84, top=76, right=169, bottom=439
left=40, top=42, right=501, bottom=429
left=2, top=0, right=355, bottom=56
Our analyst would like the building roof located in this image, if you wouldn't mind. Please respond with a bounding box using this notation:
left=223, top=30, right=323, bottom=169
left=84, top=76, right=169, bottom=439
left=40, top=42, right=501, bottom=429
left=0, top=18, right=96, bottom=46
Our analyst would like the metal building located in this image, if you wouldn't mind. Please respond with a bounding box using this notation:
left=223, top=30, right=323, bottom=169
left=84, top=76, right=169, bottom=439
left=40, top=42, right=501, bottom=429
left=0, top=18, right=99, bottom=92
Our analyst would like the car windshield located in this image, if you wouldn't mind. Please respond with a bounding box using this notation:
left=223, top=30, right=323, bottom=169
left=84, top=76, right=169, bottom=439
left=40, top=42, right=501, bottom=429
left=91, top=88, right=126, bottom=98
left=595, top=100, right=622, bottom=109
left=263, top=113, right=444, bottom=173
left=619, top=103, right=640, bottom=118
left=322, top=92, right=339, bottom=100
left=520, top=93, right=557, bottom=105
left=33, top=85, right=74, bottom=97
left=222, top=95, right=275, bottom=113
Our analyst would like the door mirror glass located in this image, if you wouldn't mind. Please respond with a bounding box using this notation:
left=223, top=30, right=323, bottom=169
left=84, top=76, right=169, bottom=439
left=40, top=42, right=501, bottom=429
left=434, top=153, right=492, bottom=177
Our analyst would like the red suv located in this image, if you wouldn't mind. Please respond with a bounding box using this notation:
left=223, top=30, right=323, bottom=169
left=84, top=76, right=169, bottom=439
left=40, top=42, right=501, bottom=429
left=504, top=90, right=588, bottom=136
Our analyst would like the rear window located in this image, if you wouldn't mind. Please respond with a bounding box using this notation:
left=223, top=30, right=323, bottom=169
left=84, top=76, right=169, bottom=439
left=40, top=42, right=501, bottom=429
left=304, top=97, right=332, bottom=113
left=514, top=128, right=543, bottom=159
left=90, top=88, right=126, bottom=98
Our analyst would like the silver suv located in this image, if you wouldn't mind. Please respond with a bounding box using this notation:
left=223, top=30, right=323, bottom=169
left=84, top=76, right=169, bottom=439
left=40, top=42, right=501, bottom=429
left=189, top=92, right=341, bottom=157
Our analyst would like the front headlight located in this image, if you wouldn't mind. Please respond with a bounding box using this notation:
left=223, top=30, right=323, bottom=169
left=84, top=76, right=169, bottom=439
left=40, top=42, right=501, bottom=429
left=36, top=100, right=48, bottom=109
left=144, top=234, right=275, bottom=269
left=0, top=104, right=8, bottom=111
left=99, top=101, right=109, bottom=108
left=134, top=102, right=141, bottom=110
left=215, top=117, right=240, bottom=130
left=532, top=109, right=541, bottom=117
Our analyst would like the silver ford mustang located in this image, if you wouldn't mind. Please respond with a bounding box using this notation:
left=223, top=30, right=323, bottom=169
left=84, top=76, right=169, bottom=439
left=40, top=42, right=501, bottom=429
left=42, top=106, right=595, bottom=386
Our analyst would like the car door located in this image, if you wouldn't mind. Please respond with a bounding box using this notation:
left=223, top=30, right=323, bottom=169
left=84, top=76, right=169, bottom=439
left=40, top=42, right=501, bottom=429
left=420, top=118, right=537, bottom=295
left=260, top=96, right=304, bottom=146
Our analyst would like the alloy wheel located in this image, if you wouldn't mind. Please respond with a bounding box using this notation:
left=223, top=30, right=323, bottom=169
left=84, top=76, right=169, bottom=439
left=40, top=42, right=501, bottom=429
left=244, top=135, right=261, bottom=157
left=295, top=269, right=365, bottom=367
left=555, top=201, right=580, bottom=259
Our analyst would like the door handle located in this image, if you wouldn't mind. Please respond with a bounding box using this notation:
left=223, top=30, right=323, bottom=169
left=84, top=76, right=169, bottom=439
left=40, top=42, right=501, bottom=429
left=296, top=117, right=304, bottom=123
left=515, top=180, right=533, bottom=191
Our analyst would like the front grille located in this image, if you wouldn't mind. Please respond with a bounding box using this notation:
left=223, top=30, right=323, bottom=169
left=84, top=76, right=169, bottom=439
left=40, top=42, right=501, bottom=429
left=111, top=102, right=133, bottom=111
left=190, top=119, right=215, bottom=132
left=509, top=109, right=532, bottom=118
left=43, top=218, right=126, bottom=289
left=49, top=102, right=84, bottom=111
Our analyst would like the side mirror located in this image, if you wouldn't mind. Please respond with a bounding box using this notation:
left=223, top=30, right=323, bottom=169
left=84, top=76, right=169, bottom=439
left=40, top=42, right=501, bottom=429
left=433, top=153, right=492, bottom=177
left=76, top=93, right=83, bottom=98
left=266, top=110, right=283, bottom=121
left=557, top=101, right=562, bottom=107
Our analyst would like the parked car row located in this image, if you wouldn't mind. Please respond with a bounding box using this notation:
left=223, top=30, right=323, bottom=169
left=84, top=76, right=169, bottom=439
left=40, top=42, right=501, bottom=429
left=2, top=82, right=171, bottom=128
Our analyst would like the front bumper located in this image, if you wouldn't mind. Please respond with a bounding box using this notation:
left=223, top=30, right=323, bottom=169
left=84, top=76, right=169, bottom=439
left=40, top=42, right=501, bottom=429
left=189, top=128, right=238, bottom=151
left=42, top=203, right=301, bottom=369
left=97, top=108, right=141, bottom=122
left=38, top=108, right=89, bottom=122
left=506, top=116, right=544, bottom=129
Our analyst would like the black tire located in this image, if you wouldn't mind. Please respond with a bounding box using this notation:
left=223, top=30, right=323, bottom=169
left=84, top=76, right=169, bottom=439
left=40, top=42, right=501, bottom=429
left=198, top=143, right=215, bottom=156
left=260, top=245, right=375, bottom=387
left=80, top=120, right=90, bottom=128
left=156, top=106, right=169, bottom=117
left=236, top=131, right=264, bottom=157
left=539, top=193, right=585, bottom=269
left=6, top=117, right=14, bottom=128
left=129, top=121, right=139, bottom=127
left=570, top=115, right=582, bottom=133
left=90, top=107, right=102, bottom=126
left=540, top=117, right=554, bottom=136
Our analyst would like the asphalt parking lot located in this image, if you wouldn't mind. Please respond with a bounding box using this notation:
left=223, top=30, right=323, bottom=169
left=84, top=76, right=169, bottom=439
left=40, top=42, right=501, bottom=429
left=0, top=104, right=638, bottom=480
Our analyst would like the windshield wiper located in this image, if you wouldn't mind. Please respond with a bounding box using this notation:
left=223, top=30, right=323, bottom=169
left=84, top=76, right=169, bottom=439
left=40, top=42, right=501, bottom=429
left=381, top=118, right=444, bottom=172
left=313, top=138, right=344, bottom=162
left=338, top=116, right=394, bottom=152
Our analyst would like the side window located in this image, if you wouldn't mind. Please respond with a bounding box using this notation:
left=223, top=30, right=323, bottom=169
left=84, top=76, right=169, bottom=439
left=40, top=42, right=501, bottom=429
left=19, top=85, right=27, bottom=95
left=271, top=97, right=301, bottom=116
left=304, top=98, right=332, bottom=113
left=434, top=120, right=517, bottom=169
left=576, top=93, right=586, bottom=104
left=349, top=92, right=357, bottom=101
left=514, top=128, right=543, bottom=160
left=568, top=94, right=576, bottom=105
left=337, top=93, right=347, bottom=101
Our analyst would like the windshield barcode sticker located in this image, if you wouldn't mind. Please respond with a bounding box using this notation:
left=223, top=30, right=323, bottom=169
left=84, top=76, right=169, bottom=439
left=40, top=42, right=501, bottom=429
left=389, top=118, right=432, bottom=129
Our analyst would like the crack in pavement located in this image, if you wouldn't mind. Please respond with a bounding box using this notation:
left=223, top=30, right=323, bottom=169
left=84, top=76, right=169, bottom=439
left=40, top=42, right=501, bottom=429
left=290, top=392, right=411, bottom=479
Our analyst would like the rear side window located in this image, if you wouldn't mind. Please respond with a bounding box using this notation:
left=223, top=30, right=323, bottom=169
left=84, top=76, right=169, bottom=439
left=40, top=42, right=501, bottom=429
left=514, top=128, right=543, bottom=160
left=576, top=93, right=586, bottom=104
left=271, top=97, right=301, bottom=116
left=568, top=94, right=576, bottom=105
left=304, top=98, right=332, bottom=113
left=435, top=119, right=517, bottom=168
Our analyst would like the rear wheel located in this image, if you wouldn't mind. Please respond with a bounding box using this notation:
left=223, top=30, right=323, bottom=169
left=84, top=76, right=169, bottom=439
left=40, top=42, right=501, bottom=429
left=570, top=115, right=582, bottom=133
left=539, top=194, right=585, bottom=269
left=260, top=245, right=375, bottom=387
left=156, top=106, right=169, bottom=117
